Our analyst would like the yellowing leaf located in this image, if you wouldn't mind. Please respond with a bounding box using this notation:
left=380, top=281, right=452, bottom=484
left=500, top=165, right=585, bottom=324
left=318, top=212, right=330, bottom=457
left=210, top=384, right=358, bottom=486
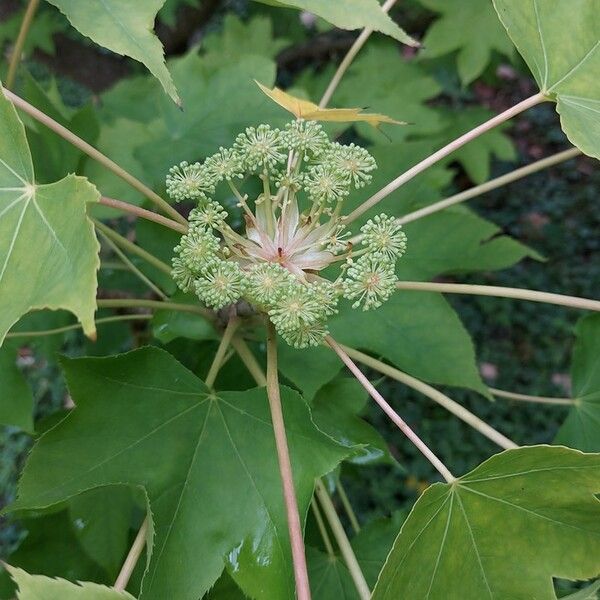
left=255, top=81, right=406, bottom=129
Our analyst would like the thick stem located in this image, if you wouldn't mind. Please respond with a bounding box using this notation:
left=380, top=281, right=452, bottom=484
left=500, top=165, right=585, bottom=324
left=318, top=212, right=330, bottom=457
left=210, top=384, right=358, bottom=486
left=395, top=281, right=600, bottom=312
left=326, top=336, right=455, bottom=482
left=231, top=336, right=267, bottom=387
left=114, top=517, right=148, bottom=591
left=97, top=228, right=167, bottom=300
left=344, top=93, right=547, bottom=224
left=6, top=314, right=152, bottom=339
left=314, top=480, right=370, bottom=600
left=335, top=475, right=360, bottom=533
left=5, top=0, right=40, bottom=89
left=342, top=345, right=517, bottom=450
left=99, top=197, right=188, bottom=234
left=2, top=88, right=187, bottom=226
left=319, top=0, right=398, bottom=108
left=93, top=220, right=172, bottom=276
left=396, top=147, right=581, bottom=226
left=205, top=316, right=240, bottom=389
left=490, top=387, right=573, bottom=405
left=97, top=298, right=213, bottom=319
left=266, top=321, right=312, bottom=600
left=311, top=498, right=335, bottom=558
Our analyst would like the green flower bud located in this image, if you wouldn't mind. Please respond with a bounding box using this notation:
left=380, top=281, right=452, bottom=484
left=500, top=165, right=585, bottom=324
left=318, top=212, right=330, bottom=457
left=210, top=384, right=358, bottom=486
left=195, top=260, right=247, bottom=309
left=343, top=256, right=397, bottom=310
left=166, top=161, right=215, bottom=203
left=360, top=213, right=407, bottom=260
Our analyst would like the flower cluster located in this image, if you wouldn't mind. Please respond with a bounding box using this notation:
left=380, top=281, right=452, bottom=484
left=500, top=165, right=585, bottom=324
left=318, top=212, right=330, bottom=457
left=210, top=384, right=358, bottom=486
left=168, top=120, right=407, bottom=348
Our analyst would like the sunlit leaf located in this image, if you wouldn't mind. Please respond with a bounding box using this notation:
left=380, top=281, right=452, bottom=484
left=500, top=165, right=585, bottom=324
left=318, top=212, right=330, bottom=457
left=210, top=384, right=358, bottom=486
left=256, top=81, right=406, bottom=130
left=555, top=315, right=600, bottom=451
left=13, top=347, right=348, bottom=600
left=252, top=0, right=418, bottom=46
left=45, top=0, right=179, bottom=104
left=373, top=446, right=600, bottom=599
left=0, top=83, right=99, bottom=347
left=493, top=0, right=600, bottom=159
left=7, top=565, right=135, bottom=599
left=418, top=0, right=514, bottom=85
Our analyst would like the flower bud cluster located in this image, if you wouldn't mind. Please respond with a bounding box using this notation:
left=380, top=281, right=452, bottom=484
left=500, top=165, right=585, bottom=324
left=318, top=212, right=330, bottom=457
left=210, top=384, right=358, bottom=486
left=168, top=120, right=407, bottom=348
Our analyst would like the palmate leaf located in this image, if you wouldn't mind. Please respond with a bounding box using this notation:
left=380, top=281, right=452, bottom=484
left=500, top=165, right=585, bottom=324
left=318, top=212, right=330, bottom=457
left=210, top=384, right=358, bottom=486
left=0, top=83, right=100, bottom=347
left=493, top=0, right=600, bottom=159
left=12, top=347, right=348, bottom=600
left=372, top=446, right=600, bottom=599
left=418, top=0, right=514, bottom=85
left=7, top=566, right=135, bottom=600
left=252, top=0, right=418, bottom=46
left=44, top=0, right=179, bottom=104
left=555, top=315, right=600, bottom=452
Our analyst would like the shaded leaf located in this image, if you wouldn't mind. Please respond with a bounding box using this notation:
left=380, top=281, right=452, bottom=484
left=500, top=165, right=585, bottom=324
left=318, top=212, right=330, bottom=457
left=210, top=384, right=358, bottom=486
left=436, top=107, right=517, bottom=184
left=0, top=343, right=33, bottom=432
left=330, top=292, right=489, bottom=396
left=7, top=565, right=135, bottom=599
left=13, top=347, right=348, bottom=600
left=45, top=0, right=179, bottom=104
left=418, top=0, right=514, bottom=85
left=307, top=547, right=358, bottom=599
left=0, top=83, right=99, bottom=346
left=252, top=0, right=418, bottom=46
left=562, top=580, right=600, bottom=600
left=373, top=446, right=600, bottom=599
left=256, top=81, right=406, bottom=129
left=493, top=0, right=600, bottom=159
left=0, top=8, right=65, bottom=56
left=334, top=44, right=443, bottom=142
left=311, top=378, right=394, bottom=465
left=69, top=487, right=135, bottom=578
left=555, top=315, right=600, bottom=451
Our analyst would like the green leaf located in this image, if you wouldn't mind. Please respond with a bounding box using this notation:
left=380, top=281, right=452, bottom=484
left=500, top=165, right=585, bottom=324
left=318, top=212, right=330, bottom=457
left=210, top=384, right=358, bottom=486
left=436, top=107, right=517, bottom=183
left=562, top=580, right=600, bottom=600
left=7, top=565, right=135, bottom=599
left=0, top=510, right=108, bottom=595
left=351, top=512, right=406, bottom=587
left=419, top=0, right=514, bottom=85
left=252, top=0, right=418, bottom=46
left=0, top=83, right=100, bottom=347
left=555, top=315, right=600, bottom=451
left=0, top=8, right=65, bottom=56
left=278, top=344, right=343, bottom=401
left=45, top=0, right=179, bottom=104
left=372, top=446, right=600, bottom=599
left=330, top=292, right=489, bottom=396
left=334, top=44, right=443, bottom=143
left=311, top=378, right=394, bottom=465
left=69, top=487, right=135, bottom=578
left=493, top=0, right=600, bottom=160
left=0, top=343, right=33, bottom=432
left=307, top=547, right=358, bottom=599
left=398, top=206, right=542, bottom=281
left=13, top=347, right=348, bottom=600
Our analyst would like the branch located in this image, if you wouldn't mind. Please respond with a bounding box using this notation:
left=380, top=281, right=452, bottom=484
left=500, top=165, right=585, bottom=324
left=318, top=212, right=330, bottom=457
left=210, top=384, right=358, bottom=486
left=231, top=336, right=267, bottom=387
left=344, top=93, right=548, bottom=224
left=396, top=147, right=582, bottom=226
left=266, top=321, right=312, bottom=600
left=490, top=387, right=574, bottom=405
left=5, top=0, right=39, bottom=89
left=205, top=316, right=240, bottom=389
left=114, top=517, right=148, bottom=591
left=326, top=336, right=455, bottom=482
left=395, top=281, right=600, bottom=312
left=310, top=498, right=335, bottom=558
left=93, top=220, right=172, bottom=276
left=341, top=345, right=517, bottom=450
left=2, top=88, right=187, bottom=226
left=99, top=197, right=188, bottom=234
left=97, top=298, right=212, bottom=319
left=319, top=0, right=398, bottom=108
left=5, top=314, right=151, bottom=339
left=315, top=480, right=370, bottom=600
left=335, top=475, right=360, bottom=533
